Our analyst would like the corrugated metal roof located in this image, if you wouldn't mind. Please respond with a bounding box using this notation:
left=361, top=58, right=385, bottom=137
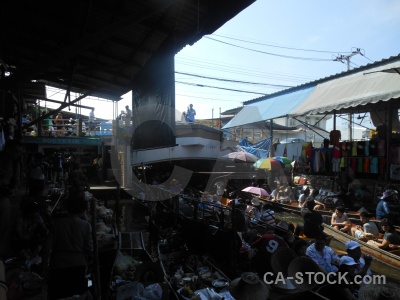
left=1, top=0, right=255, bottom=101
left=222, top=85, right=316, bottom=129
left=291, top=60, right=400, bottom=116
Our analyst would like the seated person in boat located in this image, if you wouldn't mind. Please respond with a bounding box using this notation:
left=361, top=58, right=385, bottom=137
left=345, top=241, right=373, bottom=279
left=297, top=187, right=310, bottom=207
left=300, top=189, right=324, bottom=210
left=277, top=183, right=289, bottom=202
left=259, top=203, right=276, bottom=226
left=307, top=189, right=325, bottom=210
left=250, top=224, right=290, bottom=275
left=331, top=206, right=351, bottom=234
left=275, top=220, right=295, bottom=246
left=350, top=212, right=380, bottom=240
left=245, top=197, right=262, bottom=220
left=306, top=235, right=340, bottom=273
left=295, top=199, right=332, bottom=244
left=367, top=218, right=400, bottom=250
left=269, top=184, right=279, bottom=201
left=389, top=244, right=400, bottom=250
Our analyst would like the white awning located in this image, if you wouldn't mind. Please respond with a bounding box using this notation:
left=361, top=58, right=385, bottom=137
left=222, top=86, right=316, bottom=129
left=291, top=61, right=400, bottom=116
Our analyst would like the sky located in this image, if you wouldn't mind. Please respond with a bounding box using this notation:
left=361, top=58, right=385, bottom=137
left=46, top=0, right=400, bottom=124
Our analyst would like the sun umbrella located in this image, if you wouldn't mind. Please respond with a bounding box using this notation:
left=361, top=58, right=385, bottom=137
left=273, top=156, right=292, bottom=165
left=253, top=157, right=283, bottom=170
left=222, top=151, right=259, bottom=163
left=241, top=186, right=270, bottom=197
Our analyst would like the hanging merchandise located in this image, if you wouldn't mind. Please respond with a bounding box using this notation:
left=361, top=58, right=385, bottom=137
left=329, top=130, right=341, bottom=145
left=0, top=127, right=5, bottom=151
left=323, top=139, right=330, bottom=148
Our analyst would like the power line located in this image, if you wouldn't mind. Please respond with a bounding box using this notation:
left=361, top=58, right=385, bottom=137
left=176, top=93, right=243, bottom=102
left=359, top=52, right=375, bottom=63
left=176, top=81, right=268, bottom=95
left=176, top=57, right=314, bottom=83
left=205, top=36, right=334, bottom=61
left=175, top=71, right=293, bottom=88
left=211, top=33, right=352, bottom=54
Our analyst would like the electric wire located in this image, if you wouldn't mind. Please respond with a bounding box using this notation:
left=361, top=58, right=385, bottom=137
left=176, top=93, right=244, bottom=102
left=211, top=33, right=352, bottom=54
left=205, top=36, right=335, bottom=61
left=176, top=59, right=311, bottom=83
left=175, top=71, right=293, bottom=88
left=176, top=81, right=267, bottom=95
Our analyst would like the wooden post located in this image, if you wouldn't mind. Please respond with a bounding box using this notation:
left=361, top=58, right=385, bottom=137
left=0, top=260, right=6, bottom=300
left=78, top=117, right=83, bottom=136
left=91, top=196, right=101, bottom=299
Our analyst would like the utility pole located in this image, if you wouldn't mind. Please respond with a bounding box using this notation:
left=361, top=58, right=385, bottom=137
left=333, top=48, right=363, bottom=141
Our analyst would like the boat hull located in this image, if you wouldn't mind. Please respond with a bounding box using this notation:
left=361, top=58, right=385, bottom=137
left=322, top=224, right=400, bottom=271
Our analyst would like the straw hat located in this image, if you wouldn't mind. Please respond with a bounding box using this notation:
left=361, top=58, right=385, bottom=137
left=271, top=247, right=297, bottom=277
left=358, top=282, right=400, bottom=300
left=229, top=272, right=270, bottom=300
left=287, top=256, right=321, bottom=291
left=359, top=282, right=400, bottom=300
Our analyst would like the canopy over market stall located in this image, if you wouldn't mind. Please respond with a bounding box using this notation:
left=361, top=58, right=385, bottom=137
left=223, top=54, right=400, bottom=129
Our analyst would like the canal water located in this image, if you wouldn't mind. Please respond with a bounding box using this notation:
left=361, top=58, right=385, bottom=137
left=275, top=211, right=400, bottom=283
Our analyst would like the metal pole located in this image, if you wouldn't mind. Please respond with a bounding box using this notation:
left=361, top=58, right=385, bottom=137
left=270, top=119, right=274, bottom=157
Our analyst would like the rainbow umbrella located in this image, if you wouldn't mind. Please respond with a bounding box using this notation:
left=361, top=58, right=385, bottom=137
left=273, top=156, right=292, bottom=165
left=253, top=157, right=283, bottom=171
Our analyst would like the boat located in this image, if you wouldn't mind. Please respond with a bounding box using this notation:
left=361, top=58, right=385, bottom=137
left=322, top=224, right=400, bottom=270
left=157, top=229, right=235, bottom=300
left=108, top=231, right=167, bottom=299
left=260, top=197, right=400, bottom=230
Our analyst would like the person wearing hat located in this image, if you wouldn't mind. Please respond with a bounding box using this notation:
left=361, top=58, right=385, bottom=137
left=186, top=104, right=196, bottom=122
left=350, top=212, right=379, bottom=239
left=337, top=255, right=360, bottom=299
left=375, top=189, right=397, bottom=220
left=367, top=218, right=400, bottom=250
left=345, top=240, right=373, bottom=280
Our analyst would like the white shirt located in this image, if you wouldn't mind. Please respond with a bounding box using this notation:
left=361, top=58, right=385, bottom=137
left=306, top=244, right=339, bottom=273
left=298, top=194, right=306, bottom=205
left=363, top=221, right=380, bottom=237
